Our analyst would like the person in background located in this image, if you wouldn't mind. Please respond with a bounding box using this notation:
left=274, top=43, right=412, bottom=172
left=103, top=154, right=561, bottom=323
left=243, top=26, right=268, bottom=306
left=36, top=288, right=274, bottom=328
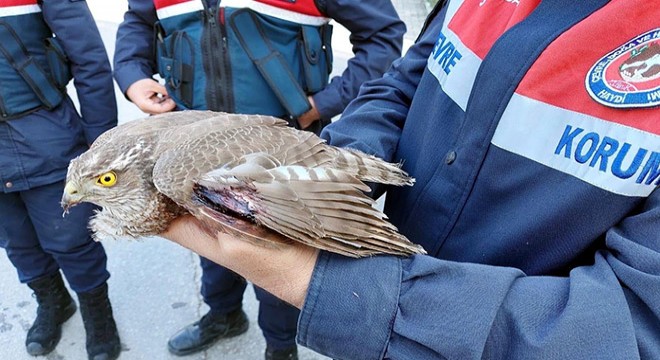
left=0, top=0, right=121, bottom=359
left=161, top=0, right=660, bottom=359
left=113, top=0, right=405, bottom=359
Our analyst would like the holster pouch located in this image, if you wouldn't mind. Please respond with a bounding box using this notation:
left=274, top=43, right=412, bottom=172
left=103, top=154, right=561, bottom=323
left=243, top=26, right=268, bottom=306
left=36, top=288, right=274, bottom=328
left=299, top=23, right=332, bottom=93
left=0, top=21, right=65, bottom=114
left=155, top=21, right=195, bottom=109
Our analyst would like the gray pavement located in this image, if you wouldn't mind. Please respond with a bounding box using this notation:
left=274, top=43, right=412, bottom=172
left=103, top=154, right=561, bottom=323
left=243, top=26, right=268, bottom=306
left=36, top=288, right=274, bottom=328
left=0, top=2, right=429, bottom=359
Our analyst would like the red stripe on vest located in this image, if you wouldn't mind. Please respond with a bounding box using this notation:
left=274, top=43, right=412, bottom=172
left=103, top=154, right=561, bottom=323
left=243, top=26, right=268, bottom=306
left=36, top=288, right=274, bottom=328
left=255, top=0, right=322, bottom=17
left=0, top=0, right=38, bottom=7
left=448, top=0, right=540, bottom=60
left=153, top=0, right=194, bottom=10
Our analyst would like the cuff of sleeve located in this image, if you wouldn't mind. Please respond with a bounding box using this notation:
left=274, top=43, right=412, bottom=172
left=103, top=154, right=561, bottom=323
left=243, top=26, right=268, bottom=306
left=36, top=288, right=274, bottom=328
left=113, top=62, right=155, bottom=95
left=312, top=79, right=344, bottom=120
left=297, top=251, right=402, bottom=359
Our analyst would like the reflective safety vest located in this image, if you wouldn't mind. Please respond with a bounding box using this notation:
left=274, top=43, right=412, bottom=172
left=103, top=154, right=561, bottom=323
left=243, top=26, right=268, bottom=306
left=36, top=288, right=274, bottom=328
left=154, top=0, right=333, bottom=118
left=0, top=0, right=71, bottom=120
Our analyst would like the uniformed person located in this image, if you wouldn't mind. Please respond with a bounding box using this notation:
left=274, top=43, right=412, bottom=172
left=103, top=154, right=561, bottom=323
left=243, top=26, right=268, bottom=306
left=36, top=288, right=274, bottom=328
left=0, top=1, right=120, bottom=359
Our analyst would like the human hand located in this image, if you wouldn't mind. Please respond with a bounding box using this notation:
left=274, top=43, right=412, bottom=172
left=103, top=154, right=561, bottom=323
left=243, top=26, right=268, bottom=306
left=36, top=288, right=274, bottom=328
left=160, top=215, right=318, bottom=308
left=126, top=78, right=176, bottom=114
left=297, top=96, right=321, bottom=129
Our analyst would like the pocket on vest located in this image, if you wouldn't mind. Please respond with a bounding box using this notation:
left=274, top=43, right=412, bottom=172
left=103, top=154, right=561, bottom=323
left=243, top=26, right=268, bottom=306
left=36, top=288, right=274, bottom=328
left=299, top=23, right=332, bottom=94
left=157, top=28, right=195, bottom=109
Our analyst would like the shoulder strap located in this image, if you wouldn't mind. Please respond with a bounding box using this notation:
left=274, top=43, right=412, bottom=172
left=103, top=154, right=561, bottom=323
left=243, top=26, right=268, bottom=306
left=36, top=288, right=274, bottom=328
left=229, top=9, right=312, bottom=118
left=0, top=21, right=64, bottom=109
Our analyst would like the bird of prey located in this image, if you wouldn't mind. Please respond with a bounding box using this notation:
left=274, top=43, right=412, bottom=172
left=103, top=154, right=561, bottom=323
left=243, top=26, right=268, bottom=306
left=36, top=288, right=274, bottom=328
left=61, top=111, right=425, bottom=257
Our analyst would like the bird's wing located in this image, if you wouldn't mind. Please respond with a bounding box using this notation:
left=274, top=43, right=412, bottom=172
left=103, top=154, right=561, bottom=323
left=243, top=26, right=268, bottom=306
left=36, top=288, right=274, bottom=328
left=152, top=116, right=317, bottom=205
left=152, top=129, right=315, bottom=250
left=149, top=120, right=320, bottom=247
left=194, top=154, right=425, bottom=258
left=150, top=114, right=423, bottom=257
left=254, top=128, right=414, bottom=187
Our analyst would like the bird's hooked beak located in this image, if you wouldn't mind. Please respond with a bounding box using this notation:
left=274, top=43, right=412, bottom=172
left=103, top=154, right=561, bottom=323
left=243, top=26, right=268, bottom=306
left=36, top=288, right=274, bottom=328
left=61, top=181, right=83, bottom=214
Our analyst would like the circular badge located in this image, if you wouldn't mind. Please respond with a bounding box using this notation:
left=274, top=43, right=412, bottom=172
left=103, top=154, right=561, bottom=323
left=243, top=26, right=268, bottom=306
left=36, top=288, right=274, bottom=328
left=585, top=28, right=660, bottom=108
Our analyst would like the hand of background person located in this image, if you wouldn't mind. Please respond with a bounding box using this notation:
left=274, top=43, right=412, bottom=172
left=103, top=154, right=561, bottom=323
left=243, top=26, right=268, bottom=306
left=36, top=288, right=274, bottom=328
left=126, top=78, right=176, bottom=115
left=297, top=96, right=322, bottom=129
left=160, top=215, right=318, bottom=308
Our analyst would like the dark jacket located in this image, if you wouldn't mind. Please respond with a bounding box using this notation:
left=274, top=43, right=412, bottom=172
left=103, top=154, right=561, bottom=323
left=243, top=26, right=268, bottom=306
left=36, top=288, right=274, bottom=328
left=0, top=0, right=117, bottom=193
left=308, top=0, right=660, bottom=358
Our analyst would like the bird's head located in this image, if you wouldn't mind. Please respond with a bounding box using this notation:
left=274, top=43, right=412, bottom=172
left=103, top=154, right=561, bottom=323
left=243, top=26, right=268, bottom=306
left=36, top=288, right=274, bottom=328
left=61, top=137, right=175, bottom=240
left=62, top=138, right=156, bottom=213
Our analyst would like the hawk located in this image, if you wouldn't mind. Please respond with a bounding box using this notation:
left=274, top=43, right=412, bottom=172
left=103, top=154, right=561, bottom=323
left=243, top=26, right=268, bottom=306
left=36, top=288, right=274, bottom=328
left=61, top=111, right=425, bottom=258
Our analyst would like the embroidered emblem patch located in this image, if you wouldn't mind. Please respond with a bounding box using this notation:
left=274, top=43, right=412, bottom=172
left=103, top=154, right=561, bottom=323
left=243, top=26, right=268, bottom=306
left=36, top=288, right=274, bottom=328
left=586, top=28, right=660, bottom=108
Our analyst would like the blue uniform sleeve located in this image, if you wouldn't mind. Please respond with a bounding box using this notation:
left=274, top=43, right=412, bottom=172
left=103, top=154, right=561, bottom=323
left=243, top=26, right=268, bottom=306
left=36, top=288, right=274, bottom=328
left=298, top=189, right=660, bottom=359
left=311, top=0, right=406, bottom=120
left=113, top=0, right=158, bottom=95
left=42, top=0, right=117, bottom=144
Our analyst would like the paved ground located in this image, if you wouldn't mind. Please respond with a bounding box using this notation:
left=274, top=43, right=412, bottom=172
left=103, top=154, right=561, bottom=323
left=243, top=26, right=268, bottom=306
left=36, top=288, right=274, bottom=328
left=0, top=1, right=430, bottom=359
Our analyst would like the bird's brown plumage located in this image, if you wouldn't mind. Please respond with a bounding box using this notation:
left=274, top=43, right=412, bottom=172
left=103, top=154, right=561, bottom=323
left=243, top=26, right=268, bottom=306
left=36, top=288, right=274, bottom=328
left=63, top=111, right=426, bottom=257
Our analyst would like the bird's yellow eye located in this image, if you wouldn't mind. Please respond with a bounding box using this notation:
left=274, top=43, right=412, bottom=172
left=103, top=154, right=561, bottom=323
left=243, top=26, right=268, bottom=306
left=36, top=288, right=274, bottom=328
left=97, top=172, right=117, bottom=187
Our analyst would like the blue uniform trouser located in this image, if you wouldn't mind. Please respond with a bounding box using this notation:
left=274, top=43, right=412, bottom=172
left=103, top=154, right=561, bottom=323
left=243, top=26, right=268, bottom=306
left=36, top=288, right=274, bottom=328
left=200, top=256, right=300, bottom=350
left=0, top=181, right=110, bottom=293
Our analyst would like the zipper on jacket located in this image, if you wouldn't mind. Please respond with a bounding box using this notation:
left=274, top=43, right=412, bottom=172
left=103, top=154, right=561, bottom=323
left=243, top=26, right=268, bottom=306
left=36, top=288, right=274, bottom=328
left=218, top=6, right=234, bottom=112
left=201, top=1, right=233, bottom=112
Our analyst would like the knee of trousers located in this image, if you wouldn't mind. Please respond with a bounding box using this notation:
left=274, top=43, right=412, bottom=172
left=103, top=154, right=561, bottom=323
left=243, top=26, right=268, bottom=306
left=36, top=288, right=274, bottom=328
left=38, top=202, right=99, bottom=254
